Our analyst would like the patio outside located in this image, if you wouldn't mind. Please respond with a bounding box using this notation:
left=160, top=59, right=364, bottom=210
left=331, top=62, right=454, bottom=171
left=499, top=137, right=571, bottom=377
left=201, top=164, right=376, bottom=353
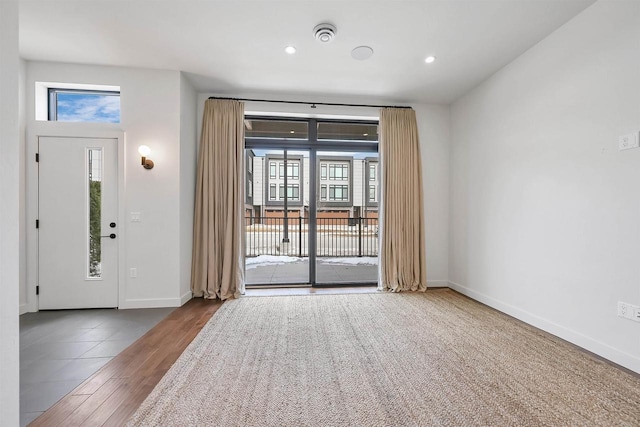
left=245, top=218, right=379, bottom=285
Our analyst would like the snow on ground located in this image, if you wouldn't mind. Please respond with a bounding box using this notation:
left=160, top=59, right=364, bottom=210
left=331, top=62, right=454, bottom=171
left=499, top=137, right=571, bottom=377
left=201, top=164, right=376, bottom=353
left=245, top=255, right=303, bottom=270
left=318, top=257, right=379, bottom=266
left=245, top=255, right=379, bottom=269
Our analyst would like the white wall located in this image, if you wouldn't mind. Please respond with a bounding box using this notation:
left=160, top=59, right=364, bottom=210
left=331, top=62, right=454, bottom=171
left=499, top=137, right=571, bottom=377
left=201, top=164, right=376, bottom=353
left=26, top=61, right=186, bottom=309
left=253, top=157, right=264, bottom=206
left=19, top=58, right=27, bottom=315
left=353, top=160, right=364, bottom=207
left=179, top=73, right=197, bottom=303
left=197, top=93, right=450, bottom=286
left=449, top=0, right=640, bottom=372
left=415, top=104, right=450, bottom=286
left=0, top=0, right=21, bottom=424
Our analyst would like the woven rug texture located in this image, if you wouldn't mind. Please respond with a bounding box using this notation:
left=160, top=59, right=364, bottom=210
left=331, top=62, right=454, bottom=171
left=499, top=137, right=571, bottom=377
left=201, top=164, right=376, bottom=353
left=128, top=290, right=640, bottom=426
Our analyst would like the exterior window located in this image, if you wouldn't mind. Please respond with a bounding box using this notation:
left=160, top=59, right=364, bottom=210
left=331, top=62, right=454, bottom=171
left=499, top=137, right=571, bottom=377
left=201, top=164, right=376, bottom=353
left=269, top=184, right=276, bottom=200
left=248, top=180, right=253, bottom=198
left=320, top=185, right=327, bottom=200
left=279, top=184, right=299, bottom=200
left=369, top=164, right=376, bottom=181
left=329, top=164, right=348, bottom=180
left=287, top=163, right=299, bottom=179
left=289, top=184, right=299, bottom=200
left=329, top=185, right=349, bottom=201
left=279, top=163, right=285, bottom=178
left=321, top=164, right=327, bottom=180
left=48, top=89, right=120, bottom=123
left=369, top=185, right=376, bottom=202
left=247, top=156, right=253, bottom=173
left=244, top=119, right=308, bottom=139
left=317, top=122, right=378, bottom=142
left=270, top=162, right=276, bottom=179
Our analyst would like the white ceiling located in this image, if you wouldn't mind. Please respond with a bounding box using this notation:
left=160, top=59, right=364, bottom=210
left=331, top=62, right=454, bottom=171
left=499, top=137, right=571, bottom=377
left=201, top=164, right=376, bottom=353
left=19, top=0, right=595, bottom=104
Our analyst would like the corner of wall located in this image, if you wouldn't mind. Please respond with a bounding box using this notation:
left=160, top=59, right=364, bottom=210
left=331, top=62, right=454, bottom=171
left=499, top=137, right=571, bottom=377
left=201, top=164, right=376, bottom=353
left=179, top=74, right=198, bottom=303
left=0, top=0, right=22, bottom=423
left=19, top=57, right=28, bottom=313
left=411, top=103, right=451, bottom=284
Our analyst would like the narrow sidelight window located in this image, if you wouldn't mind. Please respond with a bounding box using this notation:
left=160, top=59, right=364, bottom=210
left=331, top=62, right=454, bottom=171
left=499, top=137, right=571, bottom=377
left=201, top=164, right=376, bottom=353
left=87, top=149, right=103, bottom=278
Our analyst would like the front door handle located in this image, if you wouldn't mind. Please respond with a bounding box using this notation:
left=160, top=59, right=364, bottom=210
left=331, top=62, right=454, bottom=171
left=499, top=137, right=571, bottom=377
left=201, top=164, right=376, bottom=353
left=100, top=233, right=116, bottom=239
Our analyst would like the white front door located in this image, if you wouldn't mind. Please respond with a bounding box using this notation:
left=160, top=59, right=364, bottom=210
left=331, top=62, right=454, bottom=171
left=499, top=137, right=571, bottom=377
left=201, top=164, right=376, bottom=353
left=38, top=137, right=119, bottom=309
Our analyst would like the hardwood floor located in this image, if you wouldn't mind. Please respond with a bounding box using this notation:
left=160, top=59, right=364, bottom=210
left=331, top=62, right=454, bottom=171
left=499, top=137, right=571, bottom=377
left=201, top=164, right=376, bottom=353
left=29, top=298, right=223, bottom=426
left=28, top=287, right=378, bottom=426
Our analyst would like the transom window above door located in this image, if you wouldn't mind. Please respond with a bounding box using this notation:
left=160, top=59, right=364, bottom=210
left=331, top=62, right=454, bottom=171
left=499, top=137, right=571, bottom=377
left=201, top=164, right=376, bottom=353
left=244, top=119, right=379, bottom=142
left=48, top=88, right=121, bottom=123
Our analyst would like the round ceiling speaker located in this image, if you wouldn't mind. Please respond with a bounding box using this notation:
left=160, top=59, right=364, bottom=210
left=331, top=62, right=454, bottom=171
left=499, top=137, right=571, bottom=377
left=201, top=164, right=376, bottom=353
left=313, top=23, right=337, bottom=43
left=351, top=46, right=374, bottom=60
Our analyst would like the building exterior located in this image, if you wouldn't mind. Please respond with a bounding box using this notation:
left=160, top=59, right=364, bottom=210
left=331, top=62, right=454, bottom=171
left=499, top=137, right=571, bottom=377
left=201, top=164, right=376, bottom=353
left=245, top=151, right=379, bottom=221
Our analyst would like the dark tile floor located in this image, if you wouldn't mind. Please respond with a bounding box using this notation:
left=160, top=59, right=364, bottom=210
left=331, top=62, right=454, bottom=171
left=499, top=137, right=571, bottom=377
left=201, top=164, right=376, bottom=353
left=19, top=307, right=175, bottom=426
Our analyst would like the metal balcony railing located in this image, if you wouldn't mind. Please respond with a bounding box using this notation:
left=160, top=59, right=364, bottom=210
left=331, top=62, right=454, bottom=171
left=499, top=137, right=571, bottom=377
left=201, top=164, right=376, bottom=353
left=245, top=216, right=379, bottom=258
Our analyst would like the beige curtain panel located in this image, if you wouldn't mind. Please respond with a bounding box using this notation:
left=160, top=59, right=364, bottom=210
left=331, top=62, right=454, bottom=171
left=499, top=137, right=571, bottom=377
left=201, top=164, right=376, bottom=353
left=191, top=99, right=245, bottom=300
left=378, top=108, right=427, bottom=292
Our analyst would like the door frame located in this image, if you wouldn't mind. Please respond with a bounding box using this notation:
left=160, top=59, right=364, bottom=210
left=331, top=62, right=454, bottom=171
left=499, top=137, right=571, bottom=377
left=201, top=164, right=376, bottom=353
left=26, top=124, right=126, bottom=312
left=245, top=117, right=379, bottom=287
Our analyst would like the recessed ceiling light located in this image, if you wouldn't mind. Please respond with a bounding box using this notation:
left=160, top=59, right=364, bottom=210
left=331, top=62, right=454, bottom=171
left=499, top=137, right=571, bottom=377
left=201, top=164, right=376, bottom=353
left=290, top=130, right=295, bottom=134
left=285, top=46, right=296, bottom=54
left=363, top=133, right=368, bottom=136
left=351, top=46, right=374, bottom=61
left=425, top=56, right=436, bottom=64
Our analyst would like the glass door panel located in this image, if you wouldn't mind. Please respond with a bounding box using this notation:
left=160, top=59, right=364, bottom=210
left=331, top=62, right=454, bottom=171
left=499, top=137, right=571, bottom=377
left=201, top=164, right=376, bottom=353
left=244, top=148, right=310, bottom=285
left=245, top=119, right=308, bottom=140
left=88, top=148, right=103, bottom=279
left=315, top=151, right=379, bottom=284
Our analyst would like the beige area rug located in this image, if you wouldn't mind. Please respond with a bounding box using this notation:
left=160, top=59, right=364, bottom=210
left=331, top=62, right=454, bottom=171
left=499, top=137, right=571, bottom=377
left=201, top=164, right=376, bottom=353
left=128, top=290, right=640, bottom=426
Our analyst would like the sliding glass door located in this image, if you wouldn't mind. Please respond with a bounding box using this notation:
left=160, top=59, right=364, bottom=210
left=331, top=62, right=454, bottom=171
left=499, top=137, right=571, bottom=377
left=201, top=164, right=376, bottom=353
left=244, top=147, right=310, bottom=285
left=315, top=151, right=379, bottom=284
left=244, top=117, right=378, bottom=286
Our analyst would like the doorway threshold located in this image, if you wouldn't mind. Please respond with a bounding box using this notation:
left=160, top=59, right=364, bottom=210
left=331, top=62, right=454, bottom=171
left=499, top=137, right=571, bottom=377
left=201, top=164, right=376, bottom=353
left=244, top=285, right=377, bottom=297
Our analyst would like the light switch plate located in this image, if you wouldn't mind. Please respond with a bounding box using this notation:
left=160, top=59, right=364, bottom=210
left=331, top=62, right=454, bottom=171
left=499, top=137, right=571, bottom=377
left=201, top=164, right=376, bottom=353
left=619, top=132, right=639, bottom=151
left=131, top=212, right=141, bottom=222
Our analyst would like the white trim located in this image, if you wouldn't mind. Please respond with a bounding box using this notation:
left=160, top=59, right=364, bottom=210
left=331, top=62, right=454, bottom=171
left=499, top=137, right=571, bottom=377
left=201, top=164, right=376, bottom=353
left=180, top=291, right=193, bottom=306
left=117, top=133, right=127, bottom=310
left=26, top=124, right=125, bottom=312
left=120, top=297, right=184, bottom=310
left=25, top=127, right=38, bottom=312
left=448, top=281, right=640, bottom=374
left=427, top=280, right=449, bottom=288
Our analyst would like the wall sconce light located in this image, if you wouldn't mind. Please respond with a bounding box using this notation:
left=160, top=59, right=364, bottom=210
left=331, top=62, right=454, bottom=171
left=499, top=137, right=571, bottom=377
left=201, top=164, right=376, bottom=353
left=138, top=145, right=154, bottom=169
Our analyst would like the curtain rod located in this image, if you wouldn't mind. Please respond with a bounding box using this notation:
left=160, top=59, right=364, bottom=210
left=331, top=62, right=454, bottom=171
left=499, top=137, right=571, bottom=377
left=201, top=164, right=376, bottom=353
left=207, top=96, right=412, bottom=110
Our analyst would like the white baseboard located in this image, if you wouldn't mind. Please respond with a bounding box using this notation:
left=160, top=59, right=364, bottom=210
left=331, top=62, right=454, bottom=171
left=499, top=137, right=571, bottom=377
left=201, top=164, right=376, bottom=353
left=180, top=291, right=193, bottom=306
left=427, top=280, right=449, bottom=288
left=120, top=297, right=184, bottom=310
left=19, top=303, right=28, bottom=315
left=448, top=281, right=640, bottom=374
